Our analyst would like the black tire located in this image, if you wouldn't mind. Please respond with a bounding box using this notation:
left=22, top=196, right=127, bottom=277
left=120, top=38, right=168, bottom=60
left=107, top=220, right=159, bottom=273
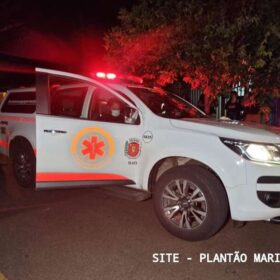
left=153, top=165, right=229, bottom=241
left=11, top=140, right=35, bottom=188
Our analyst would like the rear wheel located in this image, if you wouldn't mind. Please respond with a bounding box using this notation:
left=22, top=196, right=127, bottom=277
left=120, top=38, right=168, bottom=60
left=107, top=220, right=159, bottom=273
left=11, top=140, right=35, bottom=188
left=153, top=165, right=229, bottom=241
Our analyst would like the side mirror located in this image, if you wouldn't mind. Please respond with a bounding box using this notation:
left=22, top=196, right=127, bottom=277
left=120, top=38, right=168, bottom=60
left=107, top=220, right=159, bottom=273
left=124, top=107, right=140, bottom=124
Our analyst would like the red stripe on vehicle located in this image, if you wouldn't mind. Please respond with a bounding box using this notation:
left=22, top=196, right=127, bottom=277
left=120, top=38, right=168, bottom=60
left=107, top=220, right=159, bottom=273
left=1, top=116, right=35, bottom=123
left=36, top=173, right=129, bottom=182
left=0, top=140, right=9, bottom=149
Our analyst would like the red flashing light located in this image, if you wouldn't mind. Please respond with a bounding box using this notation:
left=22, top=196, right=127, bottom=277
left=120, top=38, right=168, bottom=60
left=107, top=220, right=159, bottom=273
left=96, top=72, right=106, bottom=78
left=95, top=72, right=117, bottom=80
left=106, top=73, right=117, bottom=80
left=93, top=71, right=142, bottom=84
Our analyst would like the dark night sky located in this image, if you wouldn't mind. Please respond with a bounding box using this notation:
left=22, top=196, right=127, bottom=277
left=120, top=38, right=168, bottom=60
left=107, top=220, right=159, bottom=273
left=25, top=0, right=133, bottom=33
left=0, top=0, right=135, bottom=72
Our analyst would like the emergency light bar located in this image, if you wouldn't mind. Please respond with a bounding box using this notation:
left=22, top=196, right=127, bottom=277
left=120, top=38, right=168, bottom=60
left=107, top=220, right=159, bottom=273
left=95, top=72, right=117, bottom=80
left=92, top=71, right=143, bottom=85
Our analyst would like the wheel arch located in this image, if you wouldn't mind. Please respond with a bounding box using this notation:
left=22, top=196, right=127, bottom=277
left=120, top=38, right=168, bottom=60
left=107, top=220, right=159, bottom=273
left=9, top=136, right=34, bottom=157
left=147, top=156, right=227, bottom=194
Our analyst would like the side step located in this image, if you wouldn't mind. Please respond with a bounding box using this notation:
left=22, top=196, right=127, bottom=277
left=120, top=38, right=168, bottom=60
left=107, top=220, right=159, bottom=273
left=95, top=185, right=151, bottom=202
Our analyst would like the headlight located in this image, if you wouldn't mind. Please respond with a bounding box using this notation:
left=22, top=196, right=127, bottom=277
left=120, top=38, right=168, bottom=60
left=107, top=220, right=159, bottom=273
left=220, top=138, right=280, bottom=164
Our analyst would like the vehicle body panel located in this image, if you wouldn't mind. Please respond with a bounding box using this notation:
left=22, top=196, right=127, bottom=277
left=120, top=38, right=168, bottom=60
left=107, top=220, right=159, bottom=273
left=0, top=68, right=279, bottom=223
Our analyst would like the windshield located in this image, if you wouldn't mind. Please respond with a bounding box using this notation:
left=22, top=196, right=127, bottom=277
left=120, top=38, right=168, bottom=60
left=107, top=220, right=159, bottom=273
left=128, top=87, right=205, bottom=119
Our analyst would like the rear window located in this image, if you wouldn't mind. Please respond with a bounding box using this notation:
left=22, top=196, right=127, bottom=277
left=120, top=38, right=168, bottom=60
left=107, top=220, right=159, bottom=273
left=1, top=91, right=36, bottom=114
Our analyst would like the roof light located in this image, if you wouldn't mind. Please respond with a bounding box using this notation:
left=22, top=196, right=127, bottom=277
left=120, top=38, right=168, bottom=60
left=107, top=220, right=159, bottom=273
left=96, top=72, right=106, bottom=78
left=93, top=71, right=142, bottom=84
left=106, top=73, right=117, bottom=80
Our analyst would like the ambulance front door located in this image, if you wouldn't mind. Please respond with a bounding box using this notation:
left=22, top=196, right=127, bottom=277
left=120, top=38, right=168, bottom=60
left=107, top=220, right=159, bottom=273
left=35, top=69, right=144, bottom=189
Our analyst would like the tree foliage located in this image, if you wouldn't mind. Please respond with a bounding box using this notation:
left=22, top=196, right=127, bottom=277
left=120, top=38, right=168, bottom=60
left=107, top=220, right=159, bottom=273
left=105, top=0, right=279, bottom=100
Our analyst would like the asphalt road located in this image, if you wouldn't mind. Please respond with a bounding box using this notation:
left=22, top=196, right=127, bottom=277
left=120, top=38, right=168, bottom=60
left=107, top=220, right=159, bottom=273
left=0, top=160, right=279, bottom=280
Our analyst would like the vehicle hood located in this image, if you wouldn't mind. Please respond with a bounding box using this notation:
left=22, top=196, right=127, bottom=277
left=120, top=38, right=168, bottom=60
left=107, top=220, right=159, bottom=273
left=170, top=118, right=280, bottom=143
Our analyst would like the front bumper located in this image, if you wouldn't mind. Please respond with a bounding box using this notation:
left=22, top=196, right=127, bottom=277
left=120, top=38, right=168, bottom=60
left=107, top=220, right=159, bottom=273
left=227, top=161, right=280, bottom=221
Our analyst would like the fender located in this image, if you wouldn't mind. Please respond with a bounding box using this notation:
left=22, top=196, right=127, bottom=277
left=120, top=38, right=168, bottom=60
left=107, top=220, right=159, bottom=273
left=8, top=122, right=35, bottom=156
left=140, top=131, right=247, bottom=191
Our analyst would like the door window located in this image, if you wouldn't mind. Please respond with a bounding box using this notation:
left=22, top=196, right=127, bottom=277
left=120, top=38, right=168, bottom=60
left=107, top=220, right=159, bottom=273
left=50, top=87, right=87, bottom=118
left=89, top=88, right=140, bottom=125
left=49, top=77, right=88, bottom=119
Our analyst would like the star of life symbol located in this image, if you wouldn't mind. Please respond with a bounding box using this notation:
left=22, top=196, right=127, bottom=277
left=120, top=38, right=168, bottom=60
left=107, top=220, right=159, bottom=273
left=82, top=136, right=105, bottom=160
left=71, top=127, right=115, bottom=169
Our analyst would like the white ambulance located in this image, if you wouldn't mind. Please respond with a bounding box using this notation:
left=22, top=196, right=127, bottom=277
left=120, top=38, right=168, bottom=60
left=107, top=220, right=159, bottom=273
left=0, top=68, right=280, bottom=241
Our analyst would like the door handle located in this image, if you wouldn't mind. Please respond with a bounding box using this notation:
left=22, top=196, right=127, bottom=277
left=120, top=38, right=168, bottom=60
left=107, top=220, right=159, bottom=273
left=44, top=129, right=67, bottom=134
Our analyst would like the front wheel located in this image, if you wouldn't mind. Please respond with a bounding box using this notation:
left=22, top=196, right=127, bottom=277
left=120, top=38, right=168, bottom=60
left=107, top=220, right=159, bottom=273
left=153, top=165, right=229, bottom=241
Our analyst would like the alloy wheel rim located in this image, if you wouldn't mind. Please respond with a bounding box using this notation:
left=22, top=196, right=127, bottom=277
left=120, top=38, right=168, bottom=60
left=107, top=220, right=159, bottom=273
left=15, top=152, right=32, bottom=182
left=161, top=179, right=207, bottom=229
